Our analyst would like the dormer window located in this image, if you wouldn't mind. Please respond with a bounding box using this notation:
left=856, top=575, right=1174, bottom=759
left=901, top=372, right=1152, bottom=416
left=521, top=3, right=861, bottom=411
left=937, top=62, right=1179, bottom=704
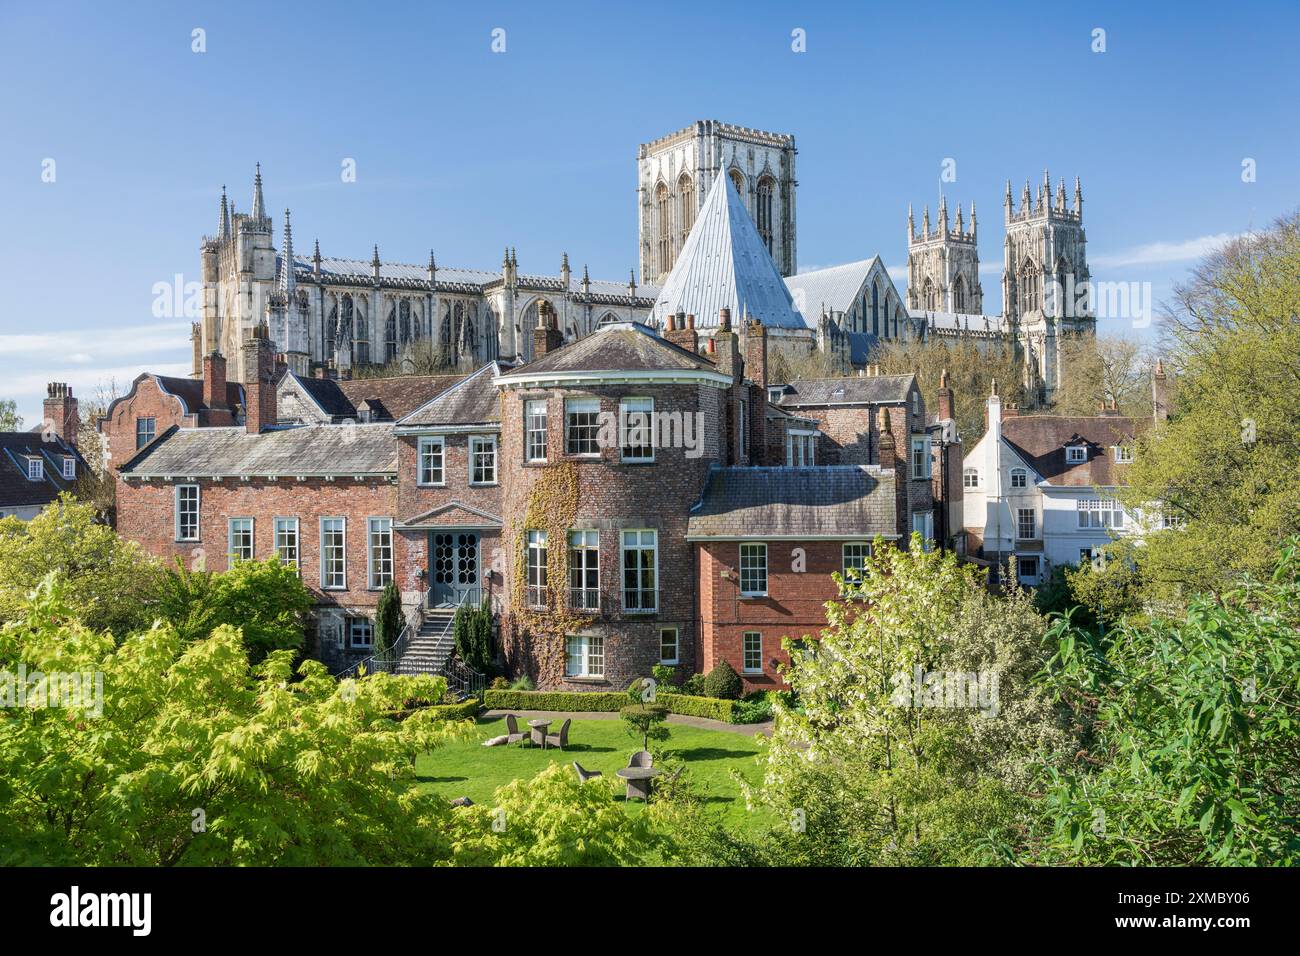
left=62, top=457, right=76, bottom=479
left=1066, top=445, right=1087, bottom=464
left=767, top=387, right=784, bottom=404
left=1113, top=445, right=1134, bottom=464
left=26, top=458, right=43, bottom=481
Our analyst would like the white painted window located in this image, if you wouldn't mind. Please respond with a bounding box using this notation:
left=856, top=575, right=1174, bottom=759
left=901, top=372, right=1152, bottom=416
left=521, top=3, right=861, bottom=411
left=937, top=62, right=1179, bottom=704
left=61, top=456, right=76, bottom=479
left=912, top=511, right=934, bottom=549
left=348, top=616, right=373, bottom=649
left=787, top=430, right=816, bottom=467
left=1113, top=445, right=1134, bottom=464
left=175, top=484, right=199, bottom=541
left=1010, top=467, right=1027, bottom=489
left=274, top=517, right=299, bottom=568
left=742, top=632, right=762, bottom=674
left=659, top=627, right=679, bottom=665
left=565, top=633, right=604, bottom=678
left=565, top=398, right=601, bottom=455
left=26, top=458, right=43, bottom=481
left=1077, top=498, right=1126, bottom=529
left=963, top=467, right=979, bottom=489
left=321, top=517, right=346, bottom=589
left=568, top=529, right=599, bottom=610
left=417, top=436, right=444, bottom=485
left=910, top=436, right=931, bottom=479
left=526, top=529, right=548, bottom=607
left=1016, top=508, right=1037, bottom=540
left=621, top=529, right=657, bottom=612
left=739, top=542, right=767, bottom=596
left=1066, top=445, right=1087, bottom=464
left=767, top=387, right=783, bottom=404
left=368, top=517, right=393, bottom=589
left=620, top=397, right=654, bottom=462
left=525, top=400, right=548, bottom=462
left=470, top=435, right=497, bottom=485
left=227, top=517, right=253, bottom=562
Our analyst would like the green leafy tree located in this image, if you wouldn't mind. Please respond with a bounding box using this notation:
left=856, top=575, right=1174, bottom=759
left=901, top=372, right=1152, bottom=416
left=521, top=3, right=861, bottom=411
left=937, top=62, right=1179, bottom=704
left=620, top=702, right=670, bottom=751
left=374, top=582, right=403, bottom=659
left=1032, top=541, right=1300, bottom=865
left=0, top=494, right=153, bottom=635
left=453, top=600, right=494, bottom=673
left=702, top=660, right=742, bottom=700
left=1053, top=335, right=1153, bottom=418
left=0, top=398, right=22, bottom=431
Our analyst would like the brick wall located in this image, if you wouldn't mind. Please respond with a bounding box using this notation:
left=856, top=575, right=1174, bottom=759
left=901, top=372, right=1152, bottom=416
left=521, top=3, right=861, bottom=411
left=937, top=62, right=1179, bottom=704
left=101, top=380, right=197, bottom=472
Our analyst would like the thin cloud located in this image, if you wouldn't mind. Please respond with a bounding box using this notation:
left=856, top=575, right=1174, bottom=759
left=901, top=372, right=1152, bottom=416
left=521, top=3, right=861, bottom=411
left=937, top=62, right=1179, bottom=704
left=0, top=322, right=189, bottom=360
left=1092, top=233, right=1245, bottom=269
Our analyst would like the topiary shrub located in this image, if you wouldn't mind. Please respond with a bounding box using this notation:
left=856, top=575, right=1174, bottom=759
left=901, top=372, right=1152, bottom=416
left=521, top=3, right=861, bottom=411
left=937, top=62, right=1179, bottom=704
left=703, top=660, right=742, bottom=700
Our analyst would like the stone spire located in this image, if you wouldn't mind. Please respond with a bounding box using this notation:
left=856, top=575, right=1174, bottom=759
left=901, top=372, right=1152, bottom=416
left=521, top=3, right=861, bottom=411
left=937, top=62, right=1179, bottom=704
left=371, top=244, right=381, bottom=281
left=428, top=249, right=437, bottom=283
left=908, top=203, right=914, bottom=239
left=629, top=268, right=637, bottom=298
left=970, top=201, right=977, bottom=239
left=560, top=251, right=570, bottom=287
left=280, top=208, right=295, bottom=295
left=251, top=163, right=266, bottom=221
left=313, top=238, right=321, bottom=276
left=581, top=263, right=590, bottom=295
left=1074, top=176, right=1083, bottom=215
left=218, top=185, right=230, bottom=240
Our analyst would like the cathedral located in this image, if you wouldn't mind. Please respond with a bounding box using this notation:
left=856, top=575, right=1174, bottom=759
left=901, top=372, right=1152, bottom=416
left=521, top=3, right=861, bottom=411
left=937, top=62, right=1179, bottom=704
left=195, top=124, right=1093, bottom=402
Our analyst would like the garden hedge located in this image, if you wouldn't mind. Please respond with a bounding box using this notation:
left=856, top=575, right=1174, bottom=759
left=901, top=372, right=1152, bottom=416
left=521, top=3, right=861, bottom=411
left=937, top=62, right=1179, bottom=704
left=388, top=699, right=483, bottom=722
left=483, top=689, right=744, bottom=723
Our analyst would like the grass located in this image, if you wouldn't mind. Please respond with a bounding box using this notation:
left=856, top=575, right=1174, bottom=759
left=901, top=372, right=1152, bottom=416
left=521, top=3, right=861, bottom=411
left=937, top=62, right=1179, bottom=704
left=414, top=715, right=772, bottom=834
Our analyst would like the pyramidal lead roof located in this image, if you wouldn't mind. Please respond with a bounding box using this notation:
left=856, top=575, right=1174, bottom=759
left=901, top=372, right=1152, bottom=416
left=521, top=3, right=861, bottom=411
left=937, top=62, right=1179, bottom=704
left=650, top=175, right=805, bottom=331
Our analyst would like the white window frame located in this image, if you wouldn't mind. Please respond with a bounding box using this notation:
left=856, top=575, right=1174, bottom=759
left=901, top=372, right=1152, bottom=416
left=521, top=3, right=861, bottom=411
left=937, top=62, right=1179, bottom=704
left=26, top=458, right=43, bottom=481
left=568, top=529, right=599, bottom=611
left=367, top=517, right=394, bottom=590
left=619, top=396, right=655, bottom=463
left=742, top=632, right=763, bottom=674
left=469, top=435, right=497, bottom=486
left=227, top=517, right=254, bottom=562
left=739, top=542, right=768, bottom=597
left=565, top=398, right=601, bottom=456
left=912, top=511, right=934, bottom=550
left=321, top=517, right=347, bottom=590
left=963, top=467, right=979, bottom=489
left=621, top=529, right=658, bottom=613
left=910, top=436, right=932, bottom=479
left=1066, top=445, right=1087, bottom=464
left=659, top=627, right=679, bottom=665
left=1077, top=497, right=1126, bottom=530
left=1016, top=508, right=1037, bottom=541
left=526, top=529, right=548, bottom=608
left=787, top=429, right=817, bottom=467
left=565, top=633, right=605, bottom=678
left=175, top=484, right=200, bottom=542
left=417, top=436, right=445, bottom=486
left=347, top=616, right=374, bottom=649
left=1113, top=445, right=1134, bottom=464
left=1010, top=467, right=1028, bottom=489
left=525, top=400, right=548, bottom=463
left=273, top=517, right=299, bottom=568
left=61, top=456, right=76, bottom=480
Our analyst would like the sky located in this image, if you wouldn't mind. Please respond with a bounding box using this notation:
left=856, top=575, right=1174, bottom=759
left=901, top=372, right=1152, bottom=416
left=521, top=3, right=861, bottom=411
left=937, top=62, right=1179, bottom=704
left=1, top=0, right=1297, bottom=425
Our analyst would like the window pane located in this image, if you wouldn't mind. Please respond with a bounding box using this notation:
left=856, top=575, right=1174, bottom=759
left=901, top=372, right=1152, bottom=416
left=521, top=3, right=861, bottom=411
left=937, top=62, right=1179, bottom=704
left=419, top=438, right=444, bottom=484
left=620, top=398, right=653, bottom=461
left=566, top=399, right=601, bottom=455
left=369, top=518, right=393, bottom=588
left=526, top=401, right=548, bottom=461
left=739, top=543, right=767, bottom=595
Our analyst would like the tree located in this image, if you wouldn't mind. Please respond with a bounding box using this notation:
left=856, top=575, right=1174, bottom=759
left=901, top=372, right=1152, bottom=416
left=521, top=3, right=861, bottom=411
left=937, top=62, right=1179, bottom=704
left=374, top=582, right=403, bottom=659
left=1114, top=212, right=1300, bottom=602
left=870, top=338, right=1029, bottom=444
left=453, top=599, right=494, bottom=674
left=709, top=536, right=1069, bottom=866
left=353, top=340, right=459, bottom=379
left=702, top=660, right=742, bottom=699
left=0, top=398, right=21, bottom=431
left=1053, top=334, right=1153, bottom=418
left=0, top=575, right=466, bottom=865
left=0, top=494, right=154, bottom=635
left=69, top=377, right=121, bottom=522
left=1032, top=541, right=1300, bottom=865
left=767, top=345, right=843, bottom=384
left=620, top=702, right=670, bottom=751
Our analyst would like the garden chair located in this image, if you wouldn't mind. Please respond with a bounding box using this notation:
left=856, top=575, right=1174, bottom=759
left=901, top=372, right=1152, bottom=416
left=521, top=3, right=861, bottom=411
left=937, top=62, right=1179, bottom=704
left=627, top=750, right=653, bottom=769
left=573, top=761, right=602, bottom=783
left=545, top=718, right=571, bottom=750
left=503, top=714, right=528, bottom=747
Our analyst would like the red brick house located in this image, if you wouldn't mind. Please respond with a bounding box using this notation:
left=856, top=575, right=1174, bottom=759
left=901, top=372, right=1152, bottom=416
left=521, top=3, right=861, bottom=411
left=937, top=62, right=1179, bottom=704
left=0, top=383, right=86, bottom=521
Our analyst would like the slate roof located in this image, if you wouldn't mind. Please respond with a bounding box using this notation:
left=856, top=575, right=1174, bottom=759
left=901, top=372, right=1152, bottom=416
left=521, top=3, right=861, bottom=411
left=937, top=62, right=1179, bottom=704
left=1000, top=415, right=1147, bottom=487
left=911, top=310, right=1007, bottom=334
left=687, top=465, right=899, bottom=539
left=774, top=374, right=914, bottom=407
left=650, top=174, right=806, bottom=331
left=103, top=373, right=245, bottom=424
left=784, top=258, right=880, bottom=326
left=396, top=362, right=503, bottom=429
left=496, top=323, right=724, bottom=381
left=119, top=423, right=397, bottom=478
left=284, top=371, right=465, bottom=422
left=0, top=433, right=87, bottom=509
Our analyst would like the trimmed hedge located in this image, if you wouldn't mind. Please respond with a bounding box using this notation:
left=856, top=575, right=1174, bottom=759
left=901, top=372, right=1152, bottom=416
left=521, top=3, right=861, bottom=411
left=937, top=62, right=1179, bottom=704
left=389, top=698, right=482, bottom=722
left=483, top=688, right=742, bottom=723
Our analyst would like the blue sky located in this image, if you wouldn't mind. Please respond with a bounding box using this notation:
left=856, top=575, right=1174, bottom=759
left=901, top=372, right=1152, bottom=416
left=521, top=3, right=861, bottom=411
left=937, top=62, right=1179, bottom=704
left=1, top=0, right=1296, bottom=424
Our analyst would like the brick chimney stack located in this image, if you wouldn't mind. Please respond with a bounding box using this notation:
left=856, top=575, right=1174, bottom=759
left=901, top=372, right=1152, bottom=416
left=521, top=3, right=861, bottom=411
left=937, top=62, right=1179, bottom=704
left=715, top=308, right=741, bottom=384
left=533, top=300, right=563, bottom=358
left=663, top=311, right=700, bottom=355
left=42, top=382, right=78, bottom=448
left=242, top=323, right=277, bottom=434
left=936, top=368, right=954, bottom=422
left=744, top=317, right=769, bottom=387
left=203, top=352, right=228, bottom=411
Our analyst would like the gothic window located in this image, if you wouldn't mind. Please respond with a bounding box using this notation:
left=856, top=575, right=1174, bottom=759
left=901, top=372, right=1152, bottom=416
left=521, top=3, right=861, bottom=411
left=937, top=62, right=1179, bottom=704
left=440, top=302, right=452, bottom=348
left=953, top=275, right=967, bottom=314
left=728, top=168, right=745, bottom=201
left=340, top=295, right=354, bottom=341
left=453, top=301, right=464, bottom=352
left=922, top=278, right=938, bottom=313
left=326, top=300, right=337, bottom=357
left=399, top=299, right=411, bottom=343
left=1019, top=260, right=1040, bottom=313
left=756, top=176, right=775, bottom=254
left=655, top=182, right=671, bottom=276
left=677, top=174, right=694, bottom=249
left=385, top=305, right=397, bottom=363
left=871, top=282, right=880, bottom=335
left=1053, top=257, right=1070, bottom=317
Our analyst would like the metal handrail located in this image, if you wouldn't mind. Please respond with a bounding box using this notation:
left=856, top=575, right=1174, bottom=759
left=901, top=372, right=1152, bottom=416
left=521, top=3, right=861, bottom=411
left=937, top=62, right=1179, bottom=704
left=336, top=619, right=412, bottom=679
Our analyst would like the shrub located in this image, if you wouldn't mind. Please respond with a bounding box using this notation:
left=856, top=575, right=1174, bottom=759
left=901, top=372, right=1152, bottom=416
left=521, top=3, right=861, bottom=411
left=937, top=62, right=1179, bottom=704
left=651, top=663, right=678, bottom=687
left=703, top=661, right=742, bottom=700
left=484, top=689, right=628, bottom=712
left=620, top=702, right=670, bottom=750
left=374, top=582, right=403, bottom=658
left=508, top=674, right=534, bottom=692
left=680, top=673, right=707, bottom=697
left=454, top=600, right=495, bottom=674
left=658, top=693, right=734, bottom=723
left=489, top=676, right=509, bottom=690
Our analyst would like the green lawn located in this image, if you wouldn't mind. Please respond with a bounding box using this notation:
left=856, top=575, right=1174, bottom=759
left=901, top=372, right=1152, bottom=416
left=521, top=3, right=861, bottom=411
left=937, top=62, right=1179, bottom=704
left=415, top=715, right=771, bottom=834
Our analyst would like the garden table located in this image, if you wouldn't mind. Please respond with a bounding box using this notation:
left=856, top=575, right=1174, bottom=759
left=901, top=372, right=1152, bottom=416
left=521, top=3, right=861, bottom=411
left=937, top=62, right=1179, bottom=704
left=615, top=766, right=661, bottom=801
left=527, top=719, right=551, bottom=748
